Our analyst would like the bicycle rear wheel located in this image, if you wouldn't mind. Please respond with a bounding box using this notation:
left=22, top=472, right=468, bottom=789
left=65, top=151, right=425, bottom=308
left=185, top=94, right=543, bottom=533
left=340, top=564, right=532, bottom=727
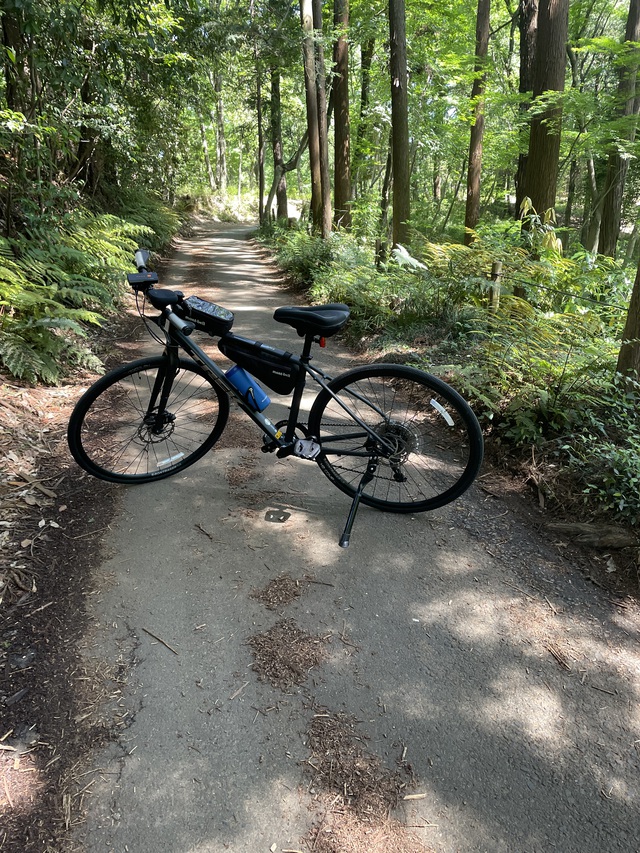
left=308, top=364, right=483, bottom=512
left=67, top=356, right=229, bottom=483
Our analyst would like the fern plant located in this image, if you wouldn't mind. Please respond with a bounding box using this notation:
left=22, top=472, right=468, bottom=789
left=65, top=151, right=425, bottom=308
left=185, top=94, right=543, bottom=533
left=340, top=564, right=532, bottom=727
left=0, top=203, right=167, bottom=383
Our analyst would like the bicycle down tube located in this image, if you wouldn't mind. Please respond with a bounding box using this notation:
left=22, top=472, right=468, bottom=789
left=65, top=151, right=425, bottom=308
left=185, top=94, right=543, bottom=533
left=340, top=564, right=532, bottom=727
left=161, top=310, right=286, bottom=444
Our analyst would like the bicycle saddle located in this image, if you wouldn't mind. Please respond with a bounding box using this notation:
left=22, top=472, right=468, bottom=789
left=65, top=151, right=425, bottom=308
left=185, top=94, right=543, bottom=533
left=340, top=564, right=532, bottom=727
left=273, top=303, right=350, bottom=337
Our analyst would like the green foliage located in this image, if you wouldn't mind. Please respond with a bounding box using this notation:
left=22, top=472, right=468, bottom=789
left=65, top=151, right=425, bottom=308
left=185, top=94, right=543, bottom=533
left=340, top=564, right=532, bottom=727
left=261, top=220, right=638, bottom=526
left=0, top=202, right=170, bottom=384
left=454, top=297, right=619, bottom=442
left=564, top=376, right=640, bottom=525
left=263, top=225, right=335, bottom=287
left=104, top=189, right=181, bottom=251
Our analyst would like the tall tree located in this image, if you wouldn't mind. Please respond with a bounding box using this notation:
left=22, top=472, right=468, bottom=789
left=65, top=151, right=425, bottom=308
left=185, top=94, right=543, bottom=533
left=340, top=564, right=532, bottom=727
left=514, top=0, right=538, bottom=215
left=333, top=0, right=352, bottom=228
left=597, top=0, right=640, bottom=258
left=521, top=0, right=569, bottom=215
left=389, top=0, right=410, bottom=246
left=617, top=262, right=640, bottom=378
left=270, top=66, right=289, bottom=222
left=352, top=36, right=375, bottom=197
left=464, top=0, right=491, bottom=244
left=300, top=0, right=323, bottom=230
left=312, top=0, right=332, bottom=237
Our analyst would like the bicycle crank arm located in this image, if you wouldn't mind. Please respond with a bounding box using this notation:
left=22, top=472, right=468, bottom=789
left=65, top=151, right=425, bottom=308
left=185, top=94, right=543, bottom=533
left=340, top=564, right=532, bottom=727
left=338, top=458, right=378, bottom=548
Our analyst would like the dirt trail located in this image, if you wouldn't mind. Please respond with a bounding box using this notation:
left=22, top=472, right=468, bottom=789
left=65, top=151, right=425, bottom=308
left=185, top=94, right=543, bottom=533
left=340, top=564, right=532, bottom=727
left=67, top=221, right=640, bottom=852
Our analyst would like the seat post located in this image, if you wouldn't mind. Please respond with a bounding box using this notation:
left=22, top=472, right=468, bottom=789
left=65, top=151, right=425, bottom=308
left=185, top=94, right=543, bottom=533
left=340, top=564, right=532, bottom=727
left=300, top=332, right=315, bottom=363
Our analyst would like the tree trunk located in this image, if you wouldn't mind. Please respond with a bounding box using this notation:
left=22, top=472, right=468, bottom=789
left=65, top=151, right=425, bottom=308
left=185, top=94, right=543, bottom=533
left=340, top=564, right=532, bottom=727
left=333, top=0, right=351, bottom=228
left=514, top=0, right=538, bottom=215
left=270, top=66, right=289, bottom=222
left=597, top=0, right=640, bottom=258
left=522, top=0, right=569, bottom=216
left=581, top=156, right=602, bottom=251
left=562, top=157, right=579, bottom=248
left=265, top=131, right=309, bottom=219
left=257, top=66, right=265, bottom=222
left=616, top=259, right=640, bottom=378
left=353, top=37, right=375, bottom=196
left=464, top=0, right=491, bottom=244
left=199, top=116, right=216, bottom=192
left=2, top=12, right=26, bottom=113
left=300, top=0, right=323, bottom=231
left=312, top=0, right=332, bottom=238
left=389, top=0, right=410, bottom=247
left=376, top=131, right=393, bottom=267
left=214, top=72, right=227, bottom=193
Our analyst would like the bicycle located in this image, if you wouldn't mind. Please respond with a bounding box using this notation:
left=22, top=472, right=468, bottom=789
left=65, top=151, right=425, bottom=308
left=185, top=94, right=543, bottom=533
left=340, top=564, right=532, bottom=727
left=67, top=249, right=484, bottom=547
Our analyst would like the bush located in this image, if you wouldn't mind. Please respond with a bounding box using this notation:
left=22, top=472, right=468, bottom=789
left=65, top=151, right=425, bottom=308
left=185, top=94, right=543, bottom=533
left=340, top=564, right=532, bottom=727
left=0, top=201, right=171, bottom=383
left=564, top=376, right=640, bottom=526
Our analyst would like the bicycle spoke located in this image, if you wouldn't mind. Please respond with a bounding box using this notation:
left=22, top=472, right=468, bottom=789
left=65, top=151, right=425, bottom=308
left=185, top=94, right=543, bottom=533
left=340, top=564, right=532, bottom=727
left=309, top=364, right=483, bottom=512
left=69, top=358, right=229, bottom=483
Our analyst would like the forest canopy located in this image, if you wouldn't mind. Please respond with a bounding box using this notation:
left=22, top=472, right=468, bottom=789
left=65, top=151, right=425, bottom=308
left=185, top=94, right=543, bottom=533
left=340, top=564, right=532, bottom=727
left=2, top=0, right=640, bottom=523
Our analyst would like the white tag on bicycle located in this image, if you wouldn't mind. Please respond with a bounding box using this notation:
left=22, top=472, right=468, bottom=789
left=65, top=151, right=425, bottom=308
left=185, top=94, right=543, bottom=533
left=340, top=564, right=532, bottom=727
left=294, top=439, right=321, bottom=460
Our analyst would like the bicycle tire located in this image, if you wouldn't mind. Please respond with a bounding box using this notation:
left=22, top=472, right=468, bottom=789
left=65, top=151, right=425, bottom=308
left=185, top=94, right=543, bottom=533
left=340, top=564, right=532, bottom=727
left=308, top=364, right=483, bottom=512
left=67, top=356, right=229, bottom=484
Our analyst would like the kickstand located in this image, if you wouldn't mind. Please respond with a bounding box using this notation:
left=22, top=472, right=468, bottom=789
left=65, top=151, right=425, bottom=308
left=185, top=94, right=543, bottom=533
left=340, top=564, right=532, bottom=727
left=338, top=459, right=378, bottom=548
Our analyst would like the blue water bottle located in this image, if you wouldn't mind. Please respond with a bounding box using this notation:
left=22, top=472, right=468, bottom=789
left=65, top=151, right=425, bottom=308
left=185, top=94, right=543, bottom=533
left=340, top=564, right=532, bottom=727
left=225, top=365, right=271, bottom=412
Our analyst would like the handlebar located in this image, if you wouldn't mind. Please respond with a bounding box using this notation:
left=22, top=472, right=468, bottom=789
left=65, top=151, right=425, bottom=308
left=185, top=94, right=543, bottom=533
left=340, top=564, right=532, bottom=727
left=134, top=248, right=150, bottom=272
left=127, top=247, right=159, bottom=291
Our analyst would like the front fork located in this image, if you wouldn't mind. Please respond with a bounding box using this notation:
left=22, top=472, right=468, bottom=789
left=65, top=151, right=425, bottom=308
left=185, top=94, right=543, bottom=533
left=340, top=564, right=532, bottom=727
left=146, top=347, right=180, bottom=434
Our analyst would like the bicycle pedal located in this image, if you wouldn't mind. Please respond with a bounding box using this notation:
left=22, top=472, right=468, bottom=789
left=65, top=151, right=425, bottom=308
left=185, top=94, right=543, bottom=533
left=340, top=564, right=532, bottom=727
left=293, top=438, right=321, bottom=460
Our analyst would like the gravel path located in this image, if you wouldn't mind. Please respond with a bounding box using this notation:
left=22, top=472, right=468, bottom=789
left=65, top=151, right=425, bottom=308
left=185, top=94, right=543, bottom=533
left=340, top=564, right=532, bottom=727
left=74, top=220, right=640, bottom=853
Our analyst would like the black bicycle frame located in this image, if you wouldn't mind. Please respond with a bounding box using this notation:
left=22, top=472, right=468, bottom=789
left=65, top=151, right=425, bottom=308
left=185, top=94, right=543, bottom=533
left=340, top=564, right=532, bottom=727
left=155, top=308, right=396, bottom=456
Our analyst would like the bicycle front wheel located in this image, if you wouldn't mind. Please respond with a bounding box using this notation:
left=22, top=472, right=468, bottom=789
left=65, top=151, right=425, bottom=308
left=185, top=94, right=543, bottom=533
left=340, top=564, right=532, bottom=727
left=308, top=364, right=483, bottom=512
left=67, top=356, right=229, bottom=483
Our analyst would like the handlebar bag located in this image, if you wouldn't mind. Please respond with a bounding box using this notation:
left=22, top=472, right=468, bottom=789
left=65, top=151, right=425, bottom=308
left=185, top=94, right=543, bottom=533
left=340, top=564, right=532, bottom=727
left=181, top=296, right=234, bottom=336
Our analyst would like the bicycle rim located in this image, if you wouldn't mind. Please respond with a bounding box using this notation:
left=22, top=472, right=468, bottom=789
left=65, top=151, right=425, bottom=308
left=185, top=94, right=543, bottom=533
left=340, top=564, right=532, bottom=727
left=308, top=364, right=483, bottom=512
left=67, top=357, right=229, bottom=483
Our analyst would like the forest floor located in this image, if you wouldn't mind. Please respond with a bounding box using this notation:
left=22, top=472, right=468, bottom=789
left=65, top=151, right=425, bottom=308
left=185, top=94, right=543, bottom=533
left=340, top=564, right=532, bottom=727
left=1, top=220, right=639, bottom=853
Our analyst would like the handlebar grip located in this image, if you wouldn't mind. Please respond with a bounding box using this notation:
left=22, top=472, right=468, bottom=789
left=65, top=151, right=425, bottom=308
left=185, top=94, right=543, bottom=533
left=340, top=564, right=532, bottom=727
left=135, top=248, right=150, bottom=271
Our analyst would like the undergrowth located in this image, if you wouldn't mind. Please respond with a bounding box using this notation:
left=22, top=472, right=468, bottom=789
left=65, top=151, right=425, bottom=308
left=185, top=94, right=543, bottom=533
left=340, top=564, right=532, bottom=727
left=0, top=192, right=179, bottom=384
left=261, top=222, right=638, bottom=527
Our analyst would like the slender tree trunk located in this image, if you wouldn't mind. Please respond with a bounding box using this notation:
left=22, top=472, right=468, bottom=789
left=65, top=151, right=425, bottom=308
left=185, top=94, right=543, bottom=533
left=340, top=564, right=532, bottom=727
left=265, top=131, right=309, bottom=219
left=213, top=72, right=227, bottom=193
left=312, top=0, right=332, bottom=238
left=2, top=12, right=26, bottom=112
left=376, top=131, right=393, bottom=267
left=562, top=157, right=579, bottom=248
left=515, top=0, right=538, bottom=215
left=353, top=37, right=375, bottom=196
left=617, top=259, right=640, bottom=378
left=522, top=0, right=569, bottom=215
left=199, top=116, right=216, bottom=192
left=270, top=66, right=289, bottom=222
left=333, top=0, right=351, bottom=228
left=257, top=67, right=265, bottom=222
left=300, top=0, right=323, bottom=230
left=433, top=159, right=442, bottom=202
left=598, top=0, right=640, bottom=258
left=389, top=0, right=410, bottom=247
left=582, top=156, right=602, bottom=251
left=464, top=0, right=491, bottom=244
